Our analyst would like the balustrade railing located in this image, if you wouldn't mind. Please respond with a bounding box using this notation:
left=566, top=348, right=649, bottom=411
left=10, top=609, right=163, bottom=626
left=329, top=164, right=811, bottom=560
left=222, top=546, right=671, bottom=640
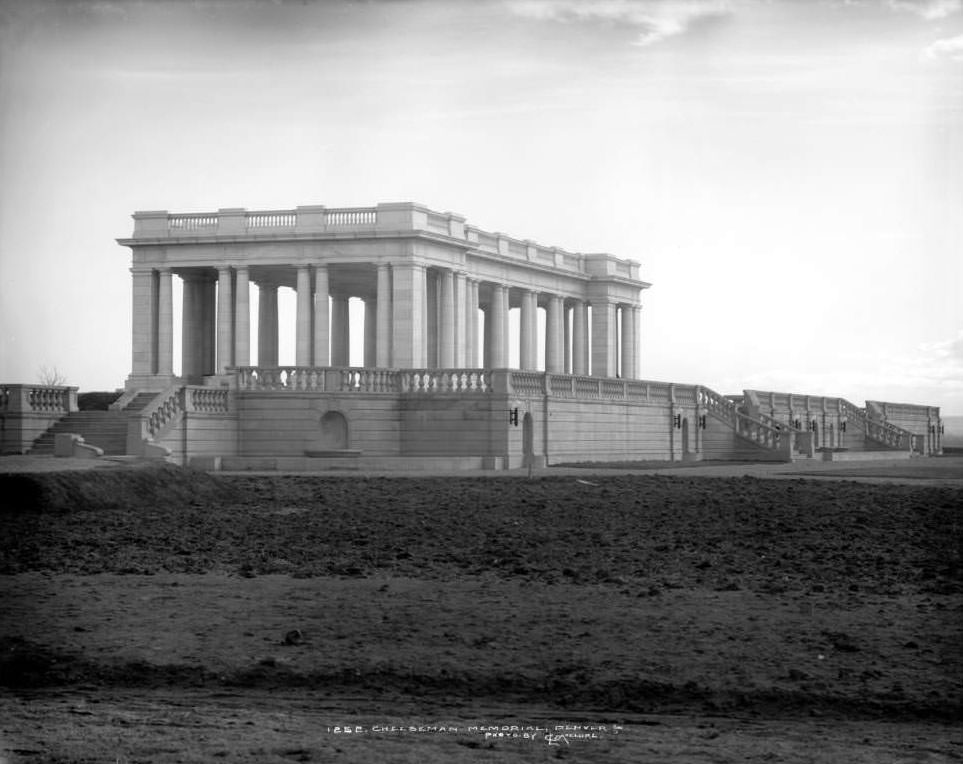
left=341, top=368, right=399, bottom=392
left=735, top=415, right=785, bottom=451
left=756, top=411, right=796, bottom=432
left=698, top=385, right=786, bottom=453
left=547, top=375, right=573, bottom=396
left=0, top=385, right=77, bottom=414
left=134, top=205, right=640, bottom=281
left=30, top=387, right=74, bottom=412
left=400, top=370, right=492, bottom=393
left=573, top=376, right=601, bottom=398
left=866, top=418, right=910, bottom=449
left=697, top=386, right=737, bottom=427
left=168, top=214, right=217, bottom=231
left=187, top=387, right=231, bottom=413
left=234, top=367, right=492, bottom=394
left=510, top=372, right=544, bottom=396
left=247, top=211, right=296, bottom=228
left=235, top=367, right=324, bottom=391
left=325, top=208, right=376, bottom=226
left=838, top=398, right=910, bottom=449
left=136, top=385, right=232, bottom=443
left=141, top=386, right=185, bottom=440
left=625, top=380, right=647, bottom=399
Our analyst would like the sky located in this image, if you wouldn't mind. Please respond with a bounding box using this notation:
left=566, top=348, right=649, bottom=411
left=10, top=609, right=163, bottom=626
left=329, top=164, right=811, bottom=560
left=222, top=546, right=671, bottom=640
left=1, top=0, right=961, bottom=413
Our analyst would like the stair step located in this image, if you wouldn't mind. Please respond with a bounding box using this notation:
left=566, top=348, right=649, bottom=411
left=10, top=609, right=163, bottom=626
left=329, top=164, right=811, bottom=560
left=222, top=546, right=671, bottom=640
left=124, top=392, right=160, bottom=413
left=28, top=410, right=131, bottom=456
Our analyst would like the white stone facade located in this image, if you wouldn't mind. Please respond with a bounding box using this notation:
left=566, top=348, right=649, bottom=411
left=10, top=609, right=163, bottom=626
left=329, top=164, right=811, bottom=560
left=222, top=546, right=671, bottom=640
left=118, top=203, right=649, bottom=390
left=87, top=201, right=943, bottom=469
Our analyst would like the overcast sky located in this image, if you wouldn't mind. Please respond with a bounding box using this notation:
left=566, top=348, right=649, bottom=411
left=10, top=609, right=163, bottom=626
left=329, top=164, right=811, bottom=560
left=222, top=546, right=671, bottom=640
left=1, top=0, right=961, bottom=412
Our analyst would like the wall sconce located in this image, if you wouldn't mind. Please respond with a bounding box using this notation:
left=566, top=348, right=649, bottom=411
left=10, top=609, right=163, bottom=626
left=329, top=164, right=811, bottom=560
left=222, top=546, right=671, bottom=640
left=929, top=424, right=935, bottom=434
left=673, top=414, right=682, bottom=429
left=508, top=407, right=519, bottom=426
left=940, top=425, right=945, bottom=434
left=810, top=421, right=817, bottom=431
left=840, top=420, right=847, bottom=433
left=794, top=419, right=801, bottom=429
left=699, top=415, right=706, bottom=430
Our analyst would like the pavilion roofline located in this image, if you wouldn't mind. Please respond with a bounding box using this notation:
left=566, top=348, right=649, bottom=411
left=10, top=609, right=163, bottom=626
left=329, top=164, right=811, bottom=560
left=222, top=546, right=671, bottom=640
left=120, top=202, right=645, bottom=283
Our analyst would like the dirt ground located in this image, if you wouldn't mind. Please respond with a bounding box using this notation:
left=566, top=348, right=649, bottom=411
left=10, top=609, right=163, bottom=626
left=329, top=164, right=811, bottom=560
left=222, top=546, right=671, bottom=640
left=0, top=461, right=961, bottom=763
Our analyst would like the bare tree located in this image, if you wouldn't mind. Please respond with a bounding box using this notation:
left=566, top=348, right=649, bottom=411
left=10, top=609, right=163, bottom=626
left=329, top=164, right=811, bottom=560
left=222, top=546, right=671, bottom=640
left=38, top=365, right=67, bottom=386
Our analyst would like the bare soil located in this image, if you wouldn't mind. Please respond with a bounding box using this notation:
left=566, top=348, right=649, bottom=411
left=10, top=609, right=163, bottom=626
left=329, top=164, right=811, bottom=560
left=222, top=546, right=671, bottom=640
left=0, top=465, right=961, bottom=763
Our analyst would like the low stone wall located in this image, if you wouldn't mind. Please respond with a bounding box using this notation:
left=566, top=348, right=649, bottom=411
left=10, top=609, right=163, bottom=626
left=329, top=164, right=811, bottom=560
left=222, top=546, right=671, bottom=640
left=0, top=385, right=78, bottom=455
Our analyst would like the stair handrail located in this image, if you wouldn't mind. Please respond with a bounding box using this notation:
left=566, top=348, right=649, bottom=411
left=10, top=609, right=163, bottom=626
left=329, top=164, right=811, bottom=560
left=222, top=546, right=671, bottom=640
left=754, top=410, right=800, bottom=432
left=733, top=410, right=788, bottom=451
left=109, top=389, right=141, bottom=411
left=866, top=417, right=914, bottom=450
left=839, top=397, right=913, bottom=449
left=696, top=386, right=738, bottom=427
left=135, top=385, right=185, bottom=443
left=838, top=398, right=869, bottom=427
left=698, top=385, right=789, bottom=452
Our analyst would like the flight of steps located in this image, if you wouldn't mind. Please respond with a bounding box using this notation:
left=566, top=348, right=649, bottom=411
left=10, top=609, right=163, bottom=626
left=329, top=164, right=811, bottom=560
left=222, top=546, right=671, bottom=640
left=29, top=391, right=160, bottom=456
left=123, top=392, right=160, bottom=414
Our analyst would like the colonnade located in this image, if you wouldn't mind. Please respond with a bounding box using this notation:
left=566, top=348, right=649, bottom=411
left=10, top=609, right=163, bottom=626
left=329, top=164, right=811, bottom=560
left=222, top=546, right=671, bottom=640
left=131, top=262, right=642, bottom=383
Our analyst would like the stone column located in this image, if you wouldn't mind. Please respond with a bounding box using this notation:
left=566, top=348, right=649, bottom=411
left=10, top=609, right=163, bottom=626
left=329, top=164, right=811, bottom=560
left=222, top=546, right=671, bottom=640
left=482, top=304, right=491, bottom=369
left=216, top=266, right=234, bottom=373
left=391, top=262, right=427, bottom=367
left=546, top=294, right=563, bottom=373
left=519, top=290, right=537, bottom=370
left=591, top=300, right=617, bottom=377
left=331, top=295, right=350, bottom=366
left=563, top=303, right=571, bottom=374
left=454, top=272, right=467, bottom=367
left=313, top=265, right=330, bottom=366
left=180, top=275, right=202, bottom=380
left=633, top=306, right=641, bottom=379
left=234, top=266, right=250, bottom=367
left=468, top=279, right=480, bottom=368
left=157, top=269, right=173, bottom=376
left=490, top=284, right=508, bottom=368
left=364, top=298, right=377, bottom=368
left=621, top=305, right=637, bottom=380
left=200, top=277, right=217, bottom=376
left=439, top=269, right=455, bottom=368
left=376, top=264, right=392, bottom=367
left=572, top=300, right=588, bottom=376
left=295, top=266, right=312, bottom=366
left=130, top=269, right=156, bottom=377
left=422, top=270, right=430, bottom=367
left=257, top=283, right=279, bottom=367
left=426, top=272, right=438, bottom=368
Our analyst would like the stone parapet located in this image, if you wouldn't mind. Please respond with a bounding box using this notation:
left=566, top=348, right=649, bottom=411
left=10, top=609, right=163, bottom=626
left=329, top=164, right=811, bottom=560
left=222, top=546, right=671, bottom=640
left=123, top=202, right=647, bottom=286
left=0, top=384, right=78, bottom=454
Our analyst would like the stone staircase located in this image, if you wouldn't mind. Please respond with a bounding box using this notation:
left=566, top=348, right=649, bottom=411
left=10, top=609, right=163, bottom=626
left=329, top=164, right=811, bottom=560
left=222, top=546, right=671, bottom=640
left=28, top=391, right=160, bottom=456
left=124, top=392, right=159, bottom=414
left=29, top=411, right=129, bottom=455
